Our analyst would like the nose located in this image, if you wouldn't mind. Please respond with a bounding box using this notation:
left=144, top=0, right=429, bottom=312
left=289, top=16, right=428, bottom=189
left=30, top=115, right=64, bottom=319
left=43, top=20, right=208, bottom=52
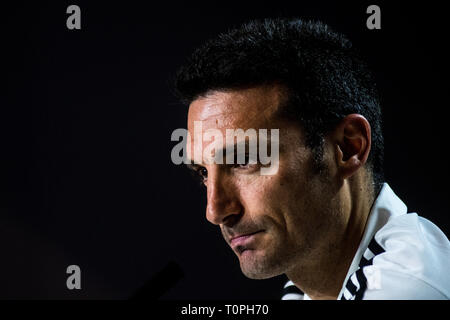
left=206, top=169, right=243, bottom=226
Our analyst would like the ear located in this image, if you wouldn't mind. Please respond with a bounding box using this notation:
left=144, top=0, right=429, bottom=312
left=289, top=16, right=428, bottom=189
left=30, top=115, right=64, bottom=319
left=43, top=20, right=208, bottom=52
left=332, top=114, right=371, bottom=180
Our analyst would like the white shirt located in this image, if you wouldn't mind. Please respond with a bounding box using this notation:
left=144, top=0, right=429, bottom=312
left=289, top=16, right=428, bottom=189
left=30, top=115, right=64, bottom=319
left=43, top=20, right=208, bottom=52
left=281, top=183, right=450, bottom=300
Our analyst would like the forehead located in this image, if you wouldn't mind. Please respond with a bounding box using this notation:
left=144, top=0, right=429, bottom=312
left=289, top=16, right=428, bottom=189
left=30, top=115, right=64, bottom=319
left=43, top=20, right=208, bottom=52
left=188, top=85, right=287, bottom=131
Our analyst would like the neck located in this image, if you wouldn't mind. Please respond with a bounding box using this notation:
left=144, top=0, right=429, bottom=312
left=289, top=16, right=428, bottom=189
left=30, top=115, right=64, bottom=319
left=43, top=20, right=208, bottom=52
left=287, top=176, right=374, bottom=300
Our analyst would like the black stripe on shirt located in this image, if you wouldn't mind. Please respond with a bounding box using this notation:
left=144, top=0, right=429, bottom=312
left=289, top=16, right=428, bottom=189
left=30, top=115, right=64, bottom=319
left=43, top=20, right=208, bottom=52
left=339, top=237, right=386, bottom=300
left=345, top=277, right=357, bottom=295
left=354, top=268, right=368, bottom=300
left=368, top=238, right=385, bottom=256
left=359, top=256, right=373, bottom=268
left=282, top=285, right=304, bottom=296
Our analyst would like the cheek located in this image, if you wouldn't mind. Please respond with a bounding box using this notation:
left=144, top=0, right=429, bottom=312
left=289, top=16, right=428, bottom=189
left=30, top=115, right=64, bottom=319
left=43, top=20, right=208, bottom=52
left=237, top=170, right=306, bottom=215
left=237, top=147, right=313, bottom=209
left=231, top=175, right=280, bottom=220
left=237, top=175, right=272, bottom=207
left=233, top=146, right=315, bottom=221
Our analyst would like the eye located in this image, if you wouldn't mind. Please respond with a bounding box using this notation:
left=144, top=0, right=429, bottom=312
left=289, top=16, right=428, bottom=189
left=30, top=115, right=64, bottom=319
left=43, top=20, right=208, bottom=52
left=197, top=167, right=208, bottom=181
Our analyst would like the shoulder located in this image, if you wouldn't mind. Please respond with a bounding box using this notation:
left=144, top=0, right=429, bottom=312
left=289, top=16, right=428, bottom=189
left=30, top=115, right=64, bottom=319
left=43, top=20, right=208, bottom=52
left=364, top=213, right=450, bottom=299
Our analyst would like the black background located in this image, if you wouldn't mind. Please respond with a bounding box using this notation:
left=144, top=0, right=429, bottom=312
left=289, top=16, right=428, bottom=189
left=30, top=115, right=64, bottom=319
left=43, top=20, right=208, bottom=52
left=2, top=1, right=449, bottom=299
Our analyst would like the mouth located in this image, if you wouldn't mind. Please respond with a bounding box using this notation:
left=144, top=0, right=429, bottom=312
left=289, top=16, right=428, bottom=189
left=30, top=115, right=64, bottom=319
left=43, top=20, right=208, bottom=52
left=230, top=230, right=264, bottom=248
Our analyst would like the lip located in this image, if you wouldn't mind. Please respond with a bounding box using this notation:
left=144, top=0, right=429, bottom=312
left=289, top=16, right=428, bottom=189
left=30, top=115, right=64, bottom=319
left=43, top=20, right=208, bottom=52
left=230, top=230, right=263, bottom=247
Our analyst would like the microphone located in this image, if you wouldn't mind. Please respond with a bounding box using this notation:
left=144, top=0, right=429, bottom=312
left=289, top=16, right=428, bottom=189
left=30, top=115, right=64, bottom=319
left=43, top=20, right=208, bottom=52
left=130, top=260, right=184, bottom=300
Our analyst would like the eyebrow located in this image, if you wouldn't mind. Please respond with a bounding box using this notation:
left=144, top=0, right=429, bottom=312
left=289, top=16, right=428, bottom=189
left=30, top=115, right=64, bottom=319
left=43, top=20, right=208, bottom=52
left=184, top=139, right=268, bottom=168
left=184, top=160, right=202, bottom=171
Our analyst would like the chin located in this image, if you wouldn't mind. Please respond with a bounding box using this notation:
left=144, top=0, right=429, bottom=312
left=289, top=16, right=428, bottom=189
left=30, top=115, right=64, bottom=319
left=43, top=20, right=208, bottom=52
left=242, top=269, right=278, bottom=280
left=238, top=249, right=285, bottom=279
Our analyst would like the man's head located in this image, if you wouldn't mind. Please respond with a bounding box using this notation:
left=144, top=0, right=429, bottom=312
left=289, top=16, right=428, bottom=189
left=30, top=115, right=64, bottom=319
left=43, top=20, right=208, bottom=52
left=174, top=18, right=384, bottom=282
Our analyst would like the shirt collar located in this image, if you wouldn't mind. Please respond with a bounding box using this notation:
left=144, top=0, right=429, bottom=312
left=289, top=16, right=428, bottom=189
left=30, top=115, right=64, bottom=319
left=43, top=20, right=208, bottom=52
left=334, top=182, right=408, bottom=299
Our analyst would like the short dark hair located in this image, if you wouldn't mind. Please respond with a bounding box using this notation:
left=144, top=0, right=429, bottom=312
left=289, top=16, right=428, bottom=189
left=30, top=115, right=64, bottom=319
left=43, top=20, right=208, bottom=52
left=174, top=18, right=384, bottom=194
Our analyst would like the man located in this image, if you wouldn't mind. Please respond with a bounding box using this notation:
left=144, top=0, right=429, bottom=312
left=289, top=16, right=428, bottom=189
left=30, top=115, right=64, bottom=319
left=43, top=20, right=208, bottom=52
left=173, top=18, right=450, bottom=299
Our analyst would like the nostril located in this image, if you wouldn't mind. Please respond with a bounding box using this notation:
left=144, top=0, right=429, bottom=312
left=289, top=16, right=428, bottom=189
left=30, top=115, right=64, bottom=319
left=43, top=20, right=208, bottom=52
left=222, top=212, right=243, bottom=228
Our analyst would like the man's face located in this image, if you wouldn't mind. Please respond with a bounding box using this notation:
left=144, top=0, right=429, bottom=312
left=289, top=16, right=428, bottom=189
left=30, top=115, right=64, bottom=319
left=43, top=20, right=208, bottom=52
left=187, top=85, right=345, bottom=279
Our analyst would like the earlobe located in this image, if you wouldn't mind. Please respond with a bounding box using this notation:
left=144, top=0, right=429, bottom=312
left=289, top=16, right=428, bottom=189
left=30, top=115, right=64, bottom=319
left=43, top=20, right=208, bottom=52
left=334, top=114, right=371, bottom=180
left=336, top=143, right=362, bottom=179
